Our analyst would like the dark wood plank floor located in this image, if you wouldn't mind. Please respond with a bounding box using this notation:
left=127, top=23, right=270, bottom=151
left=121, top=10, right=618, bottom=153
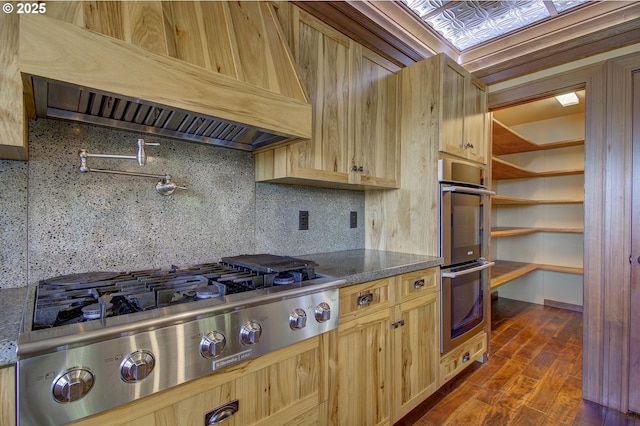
left=399, top=297, right=640, bottom=426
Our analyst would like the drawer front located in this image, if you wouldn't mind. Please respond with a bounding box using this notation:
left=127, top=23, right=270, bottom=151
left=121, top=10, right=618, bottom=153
left=439, top=331, right=486, bottom=385
left=398, top=268, right=438, bottom=300
left=339, top=278, right=392, bottom=322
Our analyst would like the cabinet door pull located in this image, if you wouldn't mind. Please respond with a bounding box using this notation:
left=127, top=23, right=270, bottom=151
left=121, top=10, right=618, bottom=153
left=357, top=293, right=374, bottom=306
left=413, top=279, right=425, bottom=289
left=391, top=319, right=405, bottom=329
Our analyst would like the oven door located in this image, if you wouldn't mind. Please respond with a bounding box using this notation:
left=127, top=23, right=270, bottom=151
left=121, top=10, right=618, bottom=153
left=440, top=260, right=494, bottom=354
left=440, top=185, right=494, bottom=266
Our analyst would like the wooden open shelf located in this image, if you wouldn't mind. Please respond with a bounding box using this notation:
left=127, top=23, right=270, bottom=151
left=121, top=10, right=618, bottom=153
left=491, top=227, right=583, bottom=237
left=492, top=119, right=584, bottom=155
left=491, top=260, right=583, bottom=290
left=492, top=195, right=583, bottom=205
left=492, top=157, right=584, bottom=180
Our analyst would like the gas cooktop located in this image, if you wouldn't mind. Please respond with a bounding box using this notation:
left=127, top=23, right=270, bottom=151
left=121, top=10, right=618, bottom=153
left=31, top=255, right=319, bottom=330
left=18, top=254, right=342, bottom=425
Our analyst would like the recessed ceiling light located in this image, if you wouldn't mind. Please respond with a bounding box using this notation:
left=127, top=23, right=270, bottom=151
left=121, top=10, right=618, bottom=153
left=555, top=92, right=579, bottom=107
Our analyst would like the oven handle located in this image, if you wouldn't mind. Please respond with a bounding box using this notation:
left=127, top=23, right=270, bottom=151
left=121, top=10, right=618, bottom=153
left=441, top=186, right=496, bottom=196
left=441, top=261, right=495, bottom=278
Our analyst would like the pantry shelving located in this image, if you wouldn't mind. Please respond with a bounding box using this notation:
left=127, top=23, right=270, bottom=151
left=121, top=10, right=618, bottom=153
left=490, top=114, right=584, bottom=299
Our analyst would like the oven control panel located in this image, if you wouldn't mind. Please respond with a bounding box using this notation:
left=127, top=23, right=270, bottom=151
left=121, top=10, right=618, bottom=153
left=17, top=288, right=339, bottom=426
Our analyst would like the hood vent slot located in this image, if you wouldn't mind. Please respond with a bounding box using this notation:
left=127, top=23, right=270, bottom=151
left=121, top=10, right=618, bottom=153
left=34, top=78, right=290, bottom=151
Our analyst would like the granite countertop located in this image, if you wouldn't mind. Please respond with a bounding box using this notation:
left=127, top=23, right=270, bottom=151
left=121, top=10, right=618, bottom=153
left=303, top=249, right=442, bottom=285
left=0, top=250, right=442, bottom=368
left=0, top=286, right=28, bottom=367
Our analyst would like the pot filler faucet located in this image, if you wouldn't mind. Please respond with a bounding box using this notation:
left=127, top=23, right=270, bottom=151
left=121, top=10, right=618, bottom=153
left=78, top=138, right=186, bottom=196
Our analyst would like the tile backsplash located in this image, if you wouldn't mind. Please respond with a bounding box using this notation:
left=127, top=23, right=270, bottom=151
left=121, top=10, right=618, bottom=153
left=0, top=119, right=364, bottom=288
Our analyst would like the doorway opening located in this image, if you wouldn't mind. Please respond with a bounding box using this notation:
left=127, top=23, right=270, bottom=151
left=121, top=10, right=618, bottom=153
left=489, top=91, right=585, bottom=312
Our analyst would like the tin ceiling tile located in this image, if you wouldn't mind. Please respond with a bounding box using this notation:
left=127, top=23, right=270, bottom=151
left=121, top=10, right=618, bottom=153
left=403, top=0, right=449, bottom=17
left=401, top=0, right=591, bottom=51
left=552, top=0, right=589, bottom=13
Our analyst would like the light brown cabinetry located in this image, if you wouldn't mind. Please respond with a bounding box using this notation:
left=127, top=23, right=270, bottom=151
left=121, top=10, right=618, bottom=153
left=0, top=365, right=16, bottom=426
left=255, top=8, right=400, bottom=189
left=439, top=331, right=486, bottom=385
left=440, top=55, right=488, bottom=164
left=2, top=2, right=311, bottom=161
left=0, top=12, right=27, bottom=160
left=70, top=337, right=326, bottom=426
left=328, top=268, right=439, bottom=425
left=391, top=269, right=439, bottom=421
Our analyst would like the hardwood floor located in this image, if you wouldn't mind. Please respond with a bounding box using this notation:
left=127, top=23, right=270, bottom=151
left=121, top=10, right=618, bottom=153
left=399, top=297, right=640, bottom=426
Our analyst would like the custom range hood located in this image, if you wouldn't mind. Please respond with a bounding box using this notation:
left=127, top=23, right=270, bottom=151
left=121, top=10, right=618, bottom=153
left=31, top=78, right=294, bottom=151
left=17, top=2, right=311, bottom=152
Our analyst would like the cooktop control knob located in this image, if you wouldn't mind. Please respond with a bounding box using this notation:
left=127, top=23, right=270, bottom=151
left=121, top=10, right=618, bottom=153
left=52, top=367, right=95, bottom=403
left=315, top=302, right=331, bottom=323
left=200, top=331, right=226, bottom=358
left=289, top=308, right=307, bottom=330
left=240, top=321, right=262, bottom=345
left=120, top=350, right=155, bottom=382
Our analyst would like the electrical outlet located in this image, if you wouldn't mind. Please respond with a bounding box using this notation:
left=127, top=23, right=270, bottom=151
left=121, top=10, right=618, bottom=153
left=299, top=210, right=309, bottom=230
left=350, top=211, right=358, bottom=228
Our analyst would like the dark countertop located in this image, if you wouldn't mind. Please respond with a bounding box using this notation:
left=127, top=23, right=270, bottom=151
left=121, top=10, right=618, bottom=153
left=303, top=249, right=442, bottom=285
left=0, top=286, right=27, bottom=367
left=0, top=250, right=442, bottom=367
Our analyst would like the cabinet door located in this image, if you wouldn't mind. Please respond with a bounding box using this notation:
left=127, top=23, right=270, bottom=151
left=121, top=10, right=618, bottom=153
left=440, top=56, right=488, bottom=164
left=288, top=8, right=351, bottom=184
left=464, top=76, right=488, bottom=164
left=0, top=365, right=15, bottom=426
left=391, top=290, right=439, bottom=422
left=351, top=45, right=400, bottom=188
left=332, top=309, right=391, bottom=426
left=234, top=340, right=323, bottom=425
left=440, top=58, right=466, bottom=159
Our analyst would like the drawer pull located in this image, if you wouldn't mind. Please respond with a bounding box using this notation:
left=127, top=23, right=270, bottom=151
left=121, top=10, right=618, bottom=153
left=462, top=352, right=470, bottom=363
left=206, top=400, right=239, bottom=425
left=357, top=293, right=374, bottom=306
left=413, top=279, right=425, bottom=289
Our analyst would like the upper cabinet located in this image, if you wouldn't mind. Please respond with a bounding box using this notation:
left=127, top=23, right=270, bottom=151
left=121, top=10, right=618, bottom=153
left=255, top=7, right=400, bottom=190
left=440, top=56, right=488, bottom=164
left=351, top=45, right=400, bottom=187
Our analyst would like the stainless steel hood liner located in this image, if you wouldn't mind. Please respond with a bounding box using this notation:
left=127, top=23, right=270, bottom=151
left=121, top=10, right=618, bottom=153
left=33, top=77, right=289, bottom=151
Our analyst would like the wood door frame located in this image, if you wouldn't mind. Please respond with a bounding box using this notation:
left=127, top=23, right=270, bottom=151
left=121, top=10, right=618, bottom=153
left=628, top=70, right=640, bottom=414
left=489, top=51, right=640, bottom=413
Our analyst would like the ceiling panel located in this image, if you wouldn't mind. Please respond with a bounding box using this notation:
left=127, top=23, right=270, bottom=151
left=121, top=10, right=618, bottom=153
left=401, top=0, right=590, bottom=50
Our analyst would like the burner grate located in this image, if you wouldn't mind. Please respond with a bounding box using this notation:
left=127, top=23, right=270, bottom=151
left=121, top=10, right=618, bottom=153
left=31, top=259, right=318, bottom=330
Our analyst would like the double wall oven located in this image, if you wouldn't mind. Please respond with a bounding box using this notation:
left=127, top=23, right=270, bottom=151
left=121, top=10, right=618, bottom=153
left=439, top=158, right=494, bottom=355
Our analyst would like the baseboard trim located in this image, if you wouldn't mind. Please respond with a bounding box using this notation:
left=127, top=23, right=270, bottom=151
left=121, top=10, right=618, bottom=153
left=544, top=299, right=583, bottom=313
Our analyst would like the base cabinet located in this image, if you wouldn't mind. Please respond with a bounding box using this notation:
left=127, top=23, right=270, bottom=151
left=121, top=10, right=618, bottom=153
left=392, top=270, right=439, bottom=421
left=69, top=337, right=325, bottom=426
left=329, top=268, right=439, bottom=425
left=1, top=365, right=16, bottom=426
left=439, top=331, right=487, bottom=386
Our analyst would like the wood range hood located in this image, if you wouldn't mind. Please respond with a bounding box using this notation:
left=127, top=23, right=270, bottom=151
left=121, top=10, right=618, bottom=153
left=15, top=2, right=312, bottom=155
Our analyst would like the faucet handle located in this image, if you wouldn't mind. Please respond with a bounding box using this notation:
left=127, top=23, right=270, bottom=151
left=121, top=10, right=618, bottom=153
left=156, top=174, right=186, bottom=196
left=136, top=139, right=160, bottom=166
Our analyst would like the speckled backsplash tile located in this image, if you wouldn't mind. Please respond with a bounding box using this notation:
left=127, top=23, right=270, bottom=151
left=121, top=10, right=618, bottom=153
left=27, top=119, right=256, bottom=284
left=0, top=160, right=28, bottom=288
left=255, top=183, right=364, bottom=256
left=0, top=119, right=365, bottom=288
